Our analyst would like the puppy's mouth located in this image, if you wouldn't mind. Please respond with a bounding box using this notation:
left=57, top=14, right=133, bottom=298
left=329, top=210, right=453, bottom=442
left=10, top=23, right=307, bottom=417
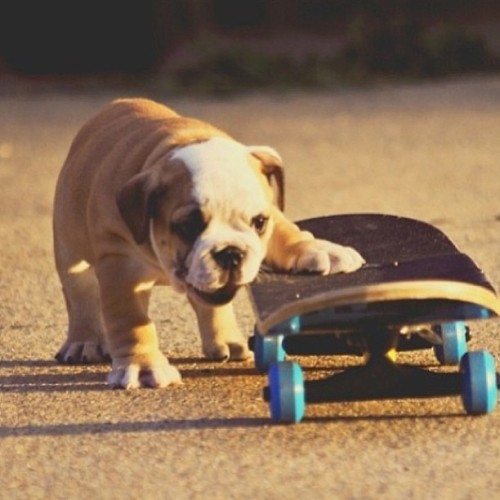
left=188, top=281, right=240, bottom=306
left=173, top=253, right=243, bottom=306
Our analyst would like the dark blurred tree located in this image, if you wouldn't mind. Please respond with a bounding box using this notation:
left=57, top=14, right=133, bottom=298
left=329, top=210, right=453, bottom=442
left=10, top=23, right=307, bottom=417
left=212, top=0, right=267, bottom=29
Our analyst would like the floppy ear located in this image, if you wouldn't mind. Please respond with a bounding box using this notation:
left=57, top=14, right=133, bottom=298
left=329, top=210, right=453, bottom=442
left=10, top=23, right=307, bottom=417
left=116, top=172, right=167, bottom=245
left=247, top=145, right=285, bottom=211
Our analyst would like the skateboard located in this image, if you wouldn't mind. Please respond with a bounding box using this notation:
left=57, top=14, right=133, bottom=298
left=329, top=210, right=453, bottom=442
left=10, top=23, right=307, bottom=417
left=247, top=214, right=500, bottom=423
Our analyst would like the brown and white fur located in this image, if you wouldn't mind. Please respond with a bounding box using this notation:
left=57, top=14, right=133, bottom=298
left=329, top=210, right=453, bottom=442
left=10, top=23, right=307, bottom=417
left=53, top=98, right=364, bottom=389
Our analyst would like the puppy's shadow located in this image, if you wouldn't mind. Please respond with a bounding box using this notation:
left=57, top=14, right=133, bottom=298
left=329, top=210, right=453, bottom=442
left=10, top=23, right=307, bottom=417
left=171, top=356, right=261, bottom=378
left=0, top=358, right=109, bottom=393
left=0, top=359, right=56, bottom=368
left=0, top=356, right=262, bottom=393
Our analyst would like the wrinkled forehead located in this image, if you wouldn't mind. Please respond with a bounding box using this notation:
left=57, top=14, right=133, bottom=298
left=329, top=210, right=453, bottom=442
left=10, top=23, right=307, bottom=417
left=170, top=137, right=269, bottom=216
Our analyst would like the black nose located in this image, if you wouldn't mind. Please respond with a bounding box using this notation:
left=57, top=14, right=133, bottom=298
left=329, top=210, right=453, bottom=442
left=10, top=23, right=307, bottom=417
left=212, top=246, right=245, bottom=271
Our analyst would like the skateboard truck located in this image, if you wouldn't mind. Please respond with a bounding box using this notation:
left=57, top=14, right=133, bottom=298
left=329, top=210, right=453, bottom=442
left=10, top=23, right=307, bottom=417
left=260, top=326, right=498, bottom=424
left=263, top=329, right=460, bottom=404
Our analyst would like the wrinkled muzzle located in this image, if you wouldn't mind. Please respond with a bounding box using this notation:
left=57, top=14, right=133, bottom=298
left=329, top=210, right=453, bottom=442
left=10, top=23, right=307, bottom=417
left=184, top=233, right=263, bottom=306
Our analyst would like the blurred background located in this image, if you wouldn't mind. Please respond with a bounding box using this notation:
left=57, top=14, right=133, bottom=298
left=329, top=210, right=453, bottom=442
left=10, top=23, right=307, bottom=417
left=1, top=0, right=500, bottom=94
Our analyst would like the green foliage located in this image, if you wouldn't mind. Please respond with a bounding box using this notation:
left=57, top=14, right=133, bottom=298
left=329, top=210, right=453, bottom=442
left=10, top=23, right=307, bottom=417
left=334, top=10, right=496, bottom=80
left=166, top=20, right=498, bottom=94
left=171, top=39, right=338, bottom=94
left=335, top=11, right=428, bottom=78
left=423, top=25, right=490, bottom=75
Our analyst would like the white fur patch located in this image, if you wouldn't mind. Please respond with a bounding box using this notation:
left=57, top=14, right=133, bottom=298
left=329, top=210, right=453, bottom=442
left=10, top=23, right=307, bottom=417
left=168, top=138, right=269, bottom=293
left=170, top=137, right=268, bottom=218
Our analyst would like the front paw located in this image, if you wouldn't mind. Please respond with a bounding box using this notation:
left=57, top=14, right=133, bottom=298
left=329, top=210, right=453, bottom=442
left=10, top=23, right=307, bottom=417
left=203, top=338, right=254, bottom=362
left=294, top=239, right=365, bottom=275
left=108, top=351, right=182, bottom=389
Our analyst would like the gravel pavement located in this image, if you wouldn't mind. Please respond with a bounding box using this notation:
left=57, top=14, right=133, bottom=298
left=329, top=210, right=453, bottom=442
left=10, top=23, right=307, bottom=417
left=1, top=76, right=500, bottom=499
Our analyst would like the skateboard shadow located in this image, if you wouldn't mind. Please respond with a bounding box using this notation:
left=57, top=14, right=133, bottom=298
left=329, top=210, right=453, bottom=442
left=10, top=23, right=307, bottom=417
left=0, top=417, right=270, bottom=438
left=304, top=411, right=466, bottom=423
left=0, top=411, right=469, bottom=438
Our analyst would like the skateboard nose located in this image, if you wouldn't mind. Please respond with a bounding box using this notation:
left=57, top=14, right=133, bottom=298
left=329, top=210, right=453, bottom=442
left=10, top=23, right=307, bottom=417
left=212, top=246, right=245, bottom=271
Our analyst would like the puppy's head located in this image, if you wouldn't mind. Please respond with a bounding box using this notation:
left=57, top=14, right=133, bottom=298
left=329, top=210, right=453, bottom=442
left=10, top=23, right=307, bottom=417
left=117, top=137, right=283, bottom=306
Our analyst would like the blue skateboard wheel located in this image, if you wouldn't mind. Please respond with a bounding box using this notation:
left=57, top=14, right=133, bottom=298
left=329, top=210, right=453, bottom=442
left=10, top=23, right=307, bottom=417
left=434, top=322, right=468, bottom=365
left=461, top=351, right=498, bottom=415
left=268, top=361, right=305, bottom=424
left=254, top=333, right=286, bottom=373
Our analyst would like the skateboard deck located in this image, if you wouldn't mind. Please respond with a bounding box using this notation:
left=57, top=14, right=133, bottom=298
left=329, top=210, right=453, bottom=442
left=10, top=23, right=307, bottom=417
left=248, top=214, right=500, bottom=335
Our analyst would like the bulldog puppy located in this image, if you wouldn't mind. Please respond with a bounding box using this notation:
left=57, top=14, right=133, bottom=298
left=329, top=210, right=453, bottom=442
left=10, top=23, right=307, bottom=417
left=53, top=98, right=365, bottom=389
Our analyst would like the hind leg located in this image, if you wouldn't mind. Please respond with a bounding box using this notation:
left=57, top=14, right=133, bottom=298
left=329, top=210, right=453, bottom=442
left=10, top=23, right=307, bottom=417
left=55, top=258, right=109, bottom=364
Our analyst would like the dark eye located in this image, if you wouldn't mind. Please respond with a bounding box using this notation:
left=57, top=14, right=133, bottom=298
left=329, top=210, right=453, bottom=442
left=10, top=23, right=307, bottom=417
left=251, top=214, right=269, bottom=235
left=172, top=209, right=207, bottom=243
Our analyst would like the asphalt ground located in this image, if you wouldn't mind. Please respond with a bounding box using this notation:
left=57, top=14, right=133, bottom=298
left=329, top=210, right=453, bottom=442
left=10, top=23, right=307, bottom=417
left=1, top=76, right=500, bottom=499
